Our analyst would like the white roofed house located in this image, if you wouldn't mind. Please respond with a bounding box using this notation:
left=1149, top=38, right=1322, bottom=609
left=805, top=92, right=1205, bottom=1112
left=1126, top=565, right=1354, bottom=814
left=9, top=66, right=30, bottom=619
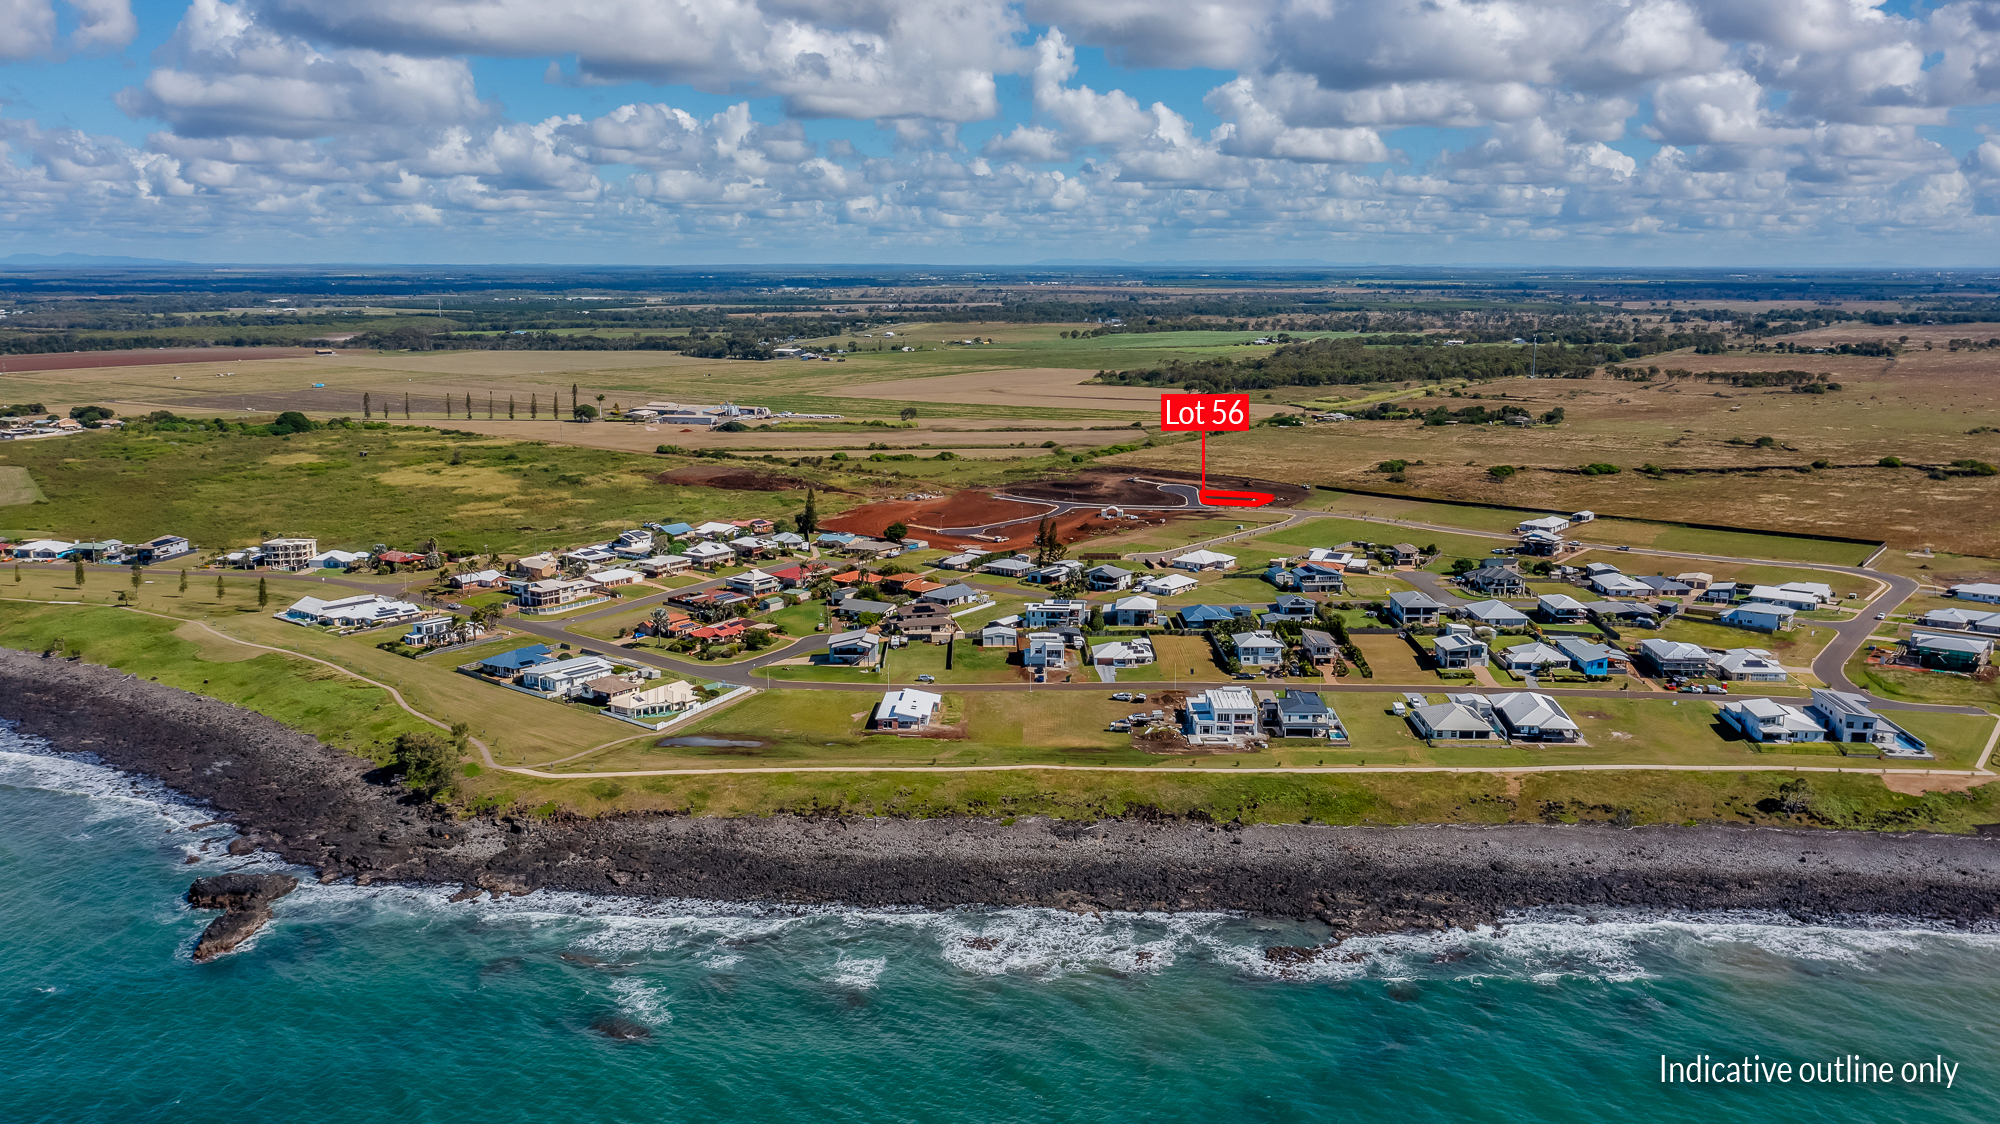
left=1719, top=697, right=1826, bottom=743
left=1713, top=648, right=1788, bottom=682
left=519, top=654, right=618, bottom=697
left=1902, top=631, right=1992, bottom=672
left=1589, top=572, right=1653, bottom=596
left=260, top=537, right=317, bottom=571
left=1491, top=692, right=1582, bottom=742
left=585, top=567, right=642, bottom=589
left=1184, top=687, right=1259, bottom=742
left=1140, top=572, right=1199, bottom=596
left=1231, top=630, right=1285, bottom=667
left=1090, top=637, right=1155, bottom=668
left=606, top=679, right=700, bottom=722
left=1720, top=603, right=1796, bottom=632
left=1807, top=689, right=1929, bottom=757
left=279, top=593, right=423, bottom=629
left=1498, top=641, right=1570, bottom=673
left=1022, top=632, right=1070, bottom=668
left=307, top=549, right=369, bottom=571
left=612, top=529, right=654, bottom=558
left=1261, top=690, right=1346, bottom=740
left=1023, top=599, right=1088, bottom=628
left=683, top=541, right=735, bottom=568
left=1172, top=549, right=1236, bottom=572
left=1516, top=515, right=1571, bottom=535
left=824, top=630, right=882, bottom=666
left=518, top=578, right=598, bottom=610
left=1085, top=564, right=1134, bottom=591
left=1108, top=595, right=1157, bottom=626
left=874, top=688, right=943, bottom=730
left=690, top=521, right=739, bottom=540
left=1744, top=584, right=1820, bottom=612
left=1950, top=582, right=2000, bottom=604
left=1636, top=638, right=1713, bottom=677
left=728, top=568, right=783, bottom=596
left=450, top=568, right=506, bottom=589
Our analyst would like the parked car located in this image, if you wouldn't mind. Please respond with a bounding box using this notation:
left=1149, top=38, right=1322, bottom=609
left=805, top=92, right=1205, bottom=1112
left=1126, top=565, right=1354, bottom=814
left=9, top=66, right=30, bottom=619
left=1679, top=684, right=1704, bottom=693
left=915, top=674, right=935, bottom=683
left=1875, top=613, right=1886, bottom=620
left=1111, top=692, right=1135, bottom=702
left=1233, top=672, right=1257, bottom=680
left=1618, top=545, right=1632, bottom=551
left=1403, top=692, right=1427, bottom=707
left=1705, top=684, right=1728, bottom=694
left=1130, top=694, right=1146, bottom=703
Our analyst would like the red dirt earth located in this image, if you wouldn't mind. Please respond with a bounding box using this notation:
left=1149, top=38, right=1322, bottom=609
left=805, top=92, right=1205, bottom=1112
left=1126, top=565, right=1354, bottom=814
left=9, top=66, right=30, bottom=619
left=822, top=489, right=1150, bottom=551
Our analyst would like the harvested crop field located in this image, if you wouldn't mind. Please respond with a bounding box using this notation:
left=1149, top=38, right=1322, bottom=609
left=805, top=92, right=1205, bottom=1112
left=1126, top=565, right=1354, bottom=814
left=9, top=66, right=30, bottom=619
left=0, top=346, right=316, bottom=372
left=822, top=488, right=1136, bottom=549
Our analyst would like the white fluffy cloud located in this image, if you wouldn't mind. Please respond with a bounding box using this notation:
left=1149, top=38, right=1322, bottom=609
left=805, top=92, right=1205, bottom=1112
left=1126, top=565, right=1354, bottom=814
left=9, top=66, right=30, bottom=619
left=0, top=0, right=1992, bottom=257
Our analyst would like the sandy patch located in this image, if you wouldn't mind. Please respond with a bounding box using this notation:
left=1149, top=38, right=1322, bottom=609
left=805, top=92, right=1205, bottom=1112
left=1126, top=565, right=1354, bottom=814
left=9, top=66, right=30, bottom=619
left=1879, top=772, right=1996, bottom=796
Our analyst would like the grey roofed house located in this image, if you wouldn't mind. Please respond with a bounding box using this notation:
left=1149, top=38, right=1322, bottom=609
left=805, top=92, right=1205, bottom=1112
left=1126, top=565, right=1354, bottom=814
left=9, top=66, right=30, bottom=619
left=1537, top=592, right=1588, bottom=618
left=982, top=557, right=1035, bottom=577
left=1636, top=637, right=1712, bottom=675
left=1461, top=559, right=1528, bottom=595
left=1498, top=641, right=1569, bottom=670
left=1491, top=692, right=1581, bottom=740
left=1632, top=575, right=1694, bottom=595
left=1433, top=632, right=1488, bottom=667
left=1584, top=600, right=1660, bottom=624
left=1263, top=690, right=1345, bottom=739
left=1085, top=564, right=1134, bottom=590
left=1461, top=598, right=1529, bottom=627
left=1714, top=647, right=1787, bottom=681
left=1387, top=589, right=1445, bottom=624
left=1410, top=701, right=1496, bottom=739
left=1298, top=628, right=1336, bottom=661
left=918, top=583, right=979, bottom=605
left=834, top=596, right=895, bottom=617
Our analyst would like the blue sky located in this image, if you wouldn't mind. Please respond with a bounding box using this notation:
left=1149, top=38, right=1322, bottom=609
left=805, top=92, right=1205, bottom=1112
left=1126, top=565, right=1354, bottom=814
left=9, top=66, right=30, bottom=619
left=1, top=0, right=1998, bottom=265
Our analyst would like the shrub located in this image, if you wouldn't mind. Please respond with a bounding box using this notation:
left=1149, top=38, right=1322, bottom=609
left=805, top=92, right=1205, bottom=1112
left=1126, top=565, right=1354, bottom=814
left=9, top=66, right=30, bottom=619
left=1376, top=459, right=1408, bottom=473
left=1754, top=436, right=1778, bottom=447
left=1580, top=463, right=1620, bottom=476
left=1486, top=465, right=1517, bottom=480
left=1878, top=456, right=1903, bottom=467
left=393, top=730, right=455, bottom=797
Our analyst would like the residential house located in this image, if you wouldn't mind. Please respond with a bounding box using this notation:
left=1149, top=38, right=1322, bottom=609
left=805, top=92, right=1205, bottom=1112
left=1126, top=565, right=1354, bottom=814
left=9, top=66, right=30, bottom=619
left=1582, top=562, right=1622, bottom=578
left=979, top=622, right=1018, bottom=648
left=825, top=630, right=882, bottom=666
left=606, top=679, right=700, bottom=721
left=887, top=603, right=962, bottom=641
left=690, top=521, right=739, bottom=540
left=1492, top=692, right=1581, bottom=742
left=1571, top=510, right=1596, bottom=523
left=1674, top=572, right=1714, bottom=590
left=1950, top=582, right=2000, bottom=603
left=982, top=557, right=1035, bottom=579
left=1086, top=564, right=1134, bottom=592
left=1411, top=700, right=1496, bottom=740
left=1919, top=607, right=2000, bottom=633
left=1499, top=641, right=1570, bottom=673
left=1299, top=629, right=1337, bottom=666
left=1021, top=632, right=1070, bottom=669
left=1461, top=599, right=1530, bottom=629
left=1554, top=636, right=1626, bottom=676
left=1588, top=572, right=1653, bottom=596
left=1903, top=631, right=1992, bottom=672
left=1744, top=585, right=1820, bottom=612
left=1778, top=581, right=1834, bottom=604
left=1720, top=603, right=1796, bottom=632
left=477, top=644, right=552, bottom=678
left=11, top=539, right=74, bottom=561
left=874, top=687, right=943, bottom=729
left=519, top=655, right=618, bottom=697
left=635, top=555, right=692, bottom=578
left=1516, top=515, right=1571, bottom=535
left=683, top=541, right=735, bottom=568
left=1292, top=563, right=1346, bottom=592
left=559, top=546, right=615, bottom=568
left=918, top=583, right=980, bottom=607
left=1231, top=630, right=1285, bottom=667
left=1090, top=637, right=1156, bottom=667
left=1808, top=689, right=1926, bottom=755
left=728, top=536, right=778, bottom=559
left=833, top=597, right=895, bottom=620
left=1171, top=549, right=1236, bottom=572
left=1108, top=595, right=1157, bottom=626
left=584, top=568, right=641, bottom=590
left=399, top=616, right=455, bottom=647
left=763, top=563, right=807, bottom=589
left=1023, top=599, right=1089, bottom=628
left=1388, top=543, right=1421, bottom=566
left=514, top=552, right=559, bottom=580
left=1306, top=548, right=1370, bottom=573
left=133, top=535, right=193, bottom=564
left=877, top=574, right=931, bottom=597
left=69, top=541, right=126, bottom=564
left=280, top=593, right=423, bottom=629
left=1028, top=559, right=1083, bottom=585
left=728, top=569, right=783, bottom=596
left=1518, top=530, right=1563, bottom=555
left=1269, top=594, right=1318, bottom=619
left=1433, top=632, right=1488, bottom=668
left=1537, top=593, right=1589, bottom=622
left=771, top=532, right=806, bottom=550
left=1461, top=559, right=1528, bottom=596
left=816, top=532, right=858, bottom=548
left=1720, top=697, right=1827, bottom=744
left=1140, top=572, right=1200, bottom=596
left=450, top=568, right=506, bottom=589
left=937, top=552, right=985, bottom=570
left=1637, top=637, right=1713, bottom=677
left=1386, top=589, right=1445, bottom=626
left=1177, top=605, right=1240, bottom=628
left=845, top=539, right=901, bottom=559
left=1261, top=690, right=1345, bottom=739
left=518, top=578, right=597, bottom=610
left=1632, top=575, right=1694, bottom=597
left=1699, top=582, right=1740, bottom=604
left=656, top=522, right=694, bottom=539
left=1714, top=648, right=1787, bottom=682
left=1184, top=687, right=1259, bottom=740
left=612, top=529, right=654, bottom=558
left=733, top=518, right=777, bottom=535
left=1585, top=601, right=1661, bottom=628
left=261, top=537, right=318, bottom=570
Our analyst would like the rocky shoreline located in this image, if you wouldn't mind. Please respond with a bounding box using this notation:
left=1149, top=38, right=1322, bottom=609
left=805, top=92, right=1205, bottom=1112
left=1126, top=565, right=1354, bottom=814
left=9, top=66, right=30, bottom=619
left=6, top=648, right=2000, bottom=938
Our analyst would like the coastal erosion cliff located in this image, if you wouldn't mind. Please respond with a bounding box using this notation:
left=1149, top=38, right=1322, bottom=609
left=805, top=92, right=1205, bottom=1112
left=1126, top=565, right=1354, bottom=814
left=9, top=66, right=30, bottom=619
left=5, top=649, right=2000, bottom=937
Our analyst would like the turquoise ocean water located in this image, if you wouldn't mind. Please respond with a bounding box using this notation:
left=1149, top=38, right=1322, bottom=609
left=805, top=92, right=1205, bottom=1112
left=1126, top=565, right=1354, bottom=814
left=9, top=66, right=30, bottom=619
left=4, top=725, right=1999, bottom=1123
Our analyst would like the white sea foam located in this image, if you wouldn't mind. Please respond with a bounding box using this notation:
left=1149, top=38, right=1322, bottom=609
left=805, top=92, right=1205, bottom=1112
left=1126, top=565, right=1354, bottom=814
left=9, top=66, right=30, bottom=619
left=609, top=977, right=674, bottom=1024
left=827, top=955, right=887, bottom=989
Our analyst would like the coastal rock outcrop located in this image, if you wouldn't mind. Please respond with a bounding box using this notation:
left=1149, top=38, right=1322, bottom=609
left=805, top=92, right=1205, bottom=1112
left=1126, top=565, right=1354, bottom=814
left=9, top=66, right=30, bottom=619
left=187, top=872, right=298, bottom=962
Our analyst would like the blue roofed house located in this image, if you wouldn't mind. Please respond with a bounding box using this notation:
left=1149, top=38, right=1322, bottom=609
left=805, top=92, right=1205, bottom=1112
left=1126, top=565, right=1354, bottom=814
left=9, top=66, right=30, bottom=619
left=478, top=644, right=553, bottom=678
left=1292, top=562, right=1346, bottom=592
left=1177, top=604, right=1240, bottom=628
left=1554, top=636, right=1626, bottom=676
left=1721, top=603, right=1796, bottom=632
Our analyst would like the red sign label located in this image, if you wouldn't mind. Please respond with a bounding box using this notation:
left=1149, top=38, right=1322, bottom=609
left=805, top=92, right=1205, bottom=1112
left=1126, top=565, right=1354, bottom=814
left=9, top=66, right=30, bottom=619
left=1158, top=393, right=1250, bottom=432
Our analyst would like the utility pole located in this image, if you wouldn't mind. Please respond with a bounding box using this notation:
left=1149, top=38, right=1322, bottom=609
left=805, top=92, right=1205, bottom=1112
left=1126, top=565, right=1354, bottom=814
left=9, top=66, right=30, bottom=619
left=1530, top=335, right=1539, bottom=379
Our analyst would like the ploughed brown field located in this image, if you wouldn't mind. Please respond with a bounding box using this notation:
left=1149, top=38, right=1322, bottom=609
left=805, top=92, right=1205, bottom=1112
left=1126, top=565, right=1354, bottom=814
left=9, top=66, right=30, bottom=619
left=0, top=346, right=319, bottom=373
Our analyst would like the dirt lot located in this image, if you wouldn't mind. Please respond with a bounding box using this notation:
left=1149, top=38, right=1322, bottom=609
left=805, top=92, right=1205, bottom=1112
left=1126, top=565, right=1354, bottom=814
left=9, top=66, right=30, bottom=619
left=0, top=346, right=316, bottom=372
left=823, top=488, right=1134, bottom=549
left=656, top=463, right=830, bottom=492
left=1002, top=466, right=1310, bottom=508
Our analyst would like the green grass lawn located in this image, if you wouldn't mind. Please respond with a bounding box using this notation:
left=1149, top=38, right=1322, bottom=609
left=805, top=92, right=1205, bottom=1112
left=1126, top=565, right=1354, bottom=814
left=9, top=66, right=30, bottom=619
left=1846, top=657, right=2000, bottom=712
left=763, top=638, right=1026, bottom=685
left=1656, top=618, right=1831, bottom=662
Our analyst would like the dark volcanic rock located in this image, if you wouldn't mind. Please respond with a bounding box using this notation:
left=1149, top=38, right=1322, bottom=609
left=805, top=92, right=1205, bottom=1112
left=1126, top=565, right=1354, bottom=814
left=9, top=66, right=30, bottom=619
left=590, top=1016, right=652, bottom=1041
left=5, top=648, right=2000, bottom=933
left=192, top=908, right=272, bottom=962
left=188, top=872, right=297, bottom=912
